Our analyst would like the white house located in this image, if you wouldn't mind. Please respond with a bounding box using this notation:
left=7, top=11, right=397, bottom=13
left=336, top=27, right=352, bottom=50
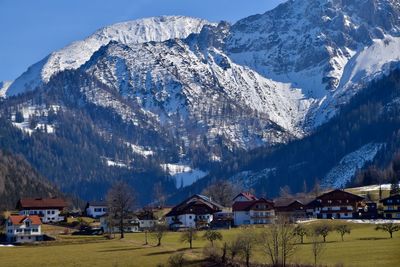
left=99, top=214, right=140, bottom=233
left=6, top=215, right=43, bottom=243
left=136, top=210, right=157, bottom=230
left=85, top=202, right=108, bottom=218
left=232, top=193, right=275, bottom=226
left=165, top=194, right=223, bottom=229
left=305, top=189, right=365, bottom=219
left=17, top=198, right=67, bottom=223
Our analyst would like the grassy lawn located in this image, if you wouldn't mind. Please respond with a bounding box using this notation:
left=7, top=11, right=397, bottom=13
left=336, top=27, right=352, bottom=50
left=0, top=220, right=399, bottom=267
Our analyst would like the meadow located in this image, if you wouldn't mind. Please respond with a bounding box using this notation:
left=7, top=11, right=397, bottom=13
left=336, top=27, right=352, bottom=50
left=0, top=220, right=399, bottom=267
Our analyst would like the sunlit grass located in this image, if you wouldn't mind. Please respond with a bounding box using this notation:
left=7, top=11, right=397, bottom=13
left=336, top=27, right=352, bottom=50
left=0, top=220, right=398, bottom=267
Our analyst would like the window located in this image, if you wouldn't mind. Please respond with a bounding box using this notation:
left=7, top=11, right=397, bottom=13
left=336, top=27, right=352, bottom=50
left=17, top=229, right=22, bottom=233
left=189, top=216, right=192, bottom=219
left=32, top=228, right=38, bottom=233
left=25, top=221, right=31, bottom=227
left=52, top=210, right=55, bottom=214
left=47, top=211, right=51, bottom=215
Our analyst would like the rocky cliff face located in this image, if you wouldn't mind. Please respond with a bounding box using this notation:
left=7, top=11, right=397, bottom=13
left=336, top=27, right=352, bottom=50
left=2, top=0, right=400, bottom=201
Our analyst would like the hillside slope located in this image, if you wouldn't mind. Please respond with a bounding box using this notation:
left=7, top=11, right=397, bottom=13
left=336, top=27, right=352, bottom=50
left=0, top=150, right=60, bottom=210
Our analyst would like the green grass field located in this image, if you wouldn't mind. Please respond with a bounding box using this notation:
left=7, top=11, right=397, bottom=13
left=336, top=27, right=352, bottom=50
left=0, top=220, right=399, bottom=267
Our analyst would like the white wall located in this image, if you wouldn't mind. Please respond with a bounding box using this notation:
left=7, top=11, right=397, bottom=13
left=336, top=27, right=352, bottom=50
left=86, top=206, right=107, bottom=218
left=19, top=209, right=64, bottom=223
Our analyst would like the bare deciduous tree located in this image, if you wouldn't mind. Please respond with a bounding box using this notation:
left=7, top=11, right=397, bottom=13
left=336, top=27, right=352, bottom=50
left=336, top=224, right=351, bottom=241
left=203, top=229, right=223, bottom=247
left=106, top=181, right=135, bottom=239
left=314, top=224, right=331, bottom=242
left=293, top=225, right=308, bottom=244
left=153, top=182, right=166, bottom=208
left=375, top=223, right=400, bottom=238
left=237, top=229, right=257, bottom=267
left=260, top=218, right=297, bottom=267
left=202, top=180, right=241, bottom=207
left=228, top=237, right=243, bottom=261
left=151, top=223, right=168, bottom=246
left=261, top=224, right=279, bottom=266
left=180, top=228, right=198, bottom=249
left=310, top=234, right=326, bottom=267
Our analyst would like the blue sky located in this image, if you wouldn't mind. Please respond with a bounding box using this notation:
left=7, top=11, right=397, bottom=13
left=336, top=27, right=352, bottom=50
left=0, top=0, right=285, bottom=81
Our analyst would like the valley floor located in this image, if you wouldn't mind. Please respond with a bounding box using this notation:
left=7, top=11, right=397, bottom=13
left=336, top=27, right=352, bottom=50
left=0, top=220, right=399, bottom=267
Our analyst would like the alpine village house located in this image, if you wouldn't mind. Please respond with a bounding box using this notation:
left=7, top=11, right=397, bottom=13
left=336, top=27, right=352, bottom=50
left=17, top=198, right=68, bottom=223
left=165, top=194, right=223, bottom=229
left=232, top=192, right=275, bottom=226
left=6, top=215, right=43, bottom=243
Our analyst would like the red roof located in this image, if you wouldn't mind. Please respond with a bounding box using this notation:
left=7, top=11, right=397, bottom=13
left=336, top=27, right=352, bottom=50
left=17, top=198, right=67, bottom=209
left=232, top=198, right=274, bottom=212
left=8, top=215, right=42, bottom=225
left=234, top=192, right=258, bottom=201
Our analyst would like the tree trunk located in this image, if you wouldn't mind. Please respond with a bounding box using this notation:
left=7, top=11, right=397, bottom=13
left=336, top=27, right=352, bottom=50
left=390, top=231, right=393, bottom=238
left=120, top=219, right=124, bottom=239
left=301, top=235, right=304, bottom=244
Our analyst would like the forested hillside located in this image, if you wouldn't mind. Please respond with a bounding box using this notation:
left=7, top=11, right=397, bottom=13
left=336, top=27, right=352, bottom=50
left=171, top=68, right=400, bottom=202
left=0, top=150, right=60, bottom=210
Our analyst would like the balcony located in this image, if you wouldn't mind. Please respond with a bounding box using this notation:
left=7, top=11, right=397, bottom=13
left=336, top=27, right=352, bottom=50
left=251, top=213, right=275, bottom=219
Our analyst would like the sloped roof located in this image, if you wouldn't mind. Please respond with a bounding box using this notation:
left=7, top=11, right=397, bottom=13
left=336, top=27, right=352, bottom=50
left=232, top=198, right=274, bottom=212
left=317, top=189, right=364, bottom=201
left=275, top=200, right=305, bottom=212
left=380, top=194, right=400, bottom=202
left=86, top=201, right=107, bottom=207
left=8, top=215, right=42, bottom=225
left=165, top=194, right=223, bottom=217
left=233, top=192, right=258, bottom=201
left=17, top=198, right=68, bottom=209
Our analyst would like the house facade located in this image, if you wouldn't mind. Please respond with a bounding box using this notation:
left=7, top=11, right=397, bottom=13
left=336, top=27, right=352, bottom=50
left=17, top=198, right=68, bottom=223
left=136, top=210, right=157, bottom=230
left=99, top=214, right=140, bottom=233
left=232, top=193, right=275, bottom=226
left=275, top=200, right=306, bottom=221
left=165, top=194, right=223, bottom=229
left=85, top=202, right=108, bottom=218
left=380, top=194, right=400, bottom=219
left=6, top=215, right=43, bottom=243
left=308, top=189, right=364, bottom=219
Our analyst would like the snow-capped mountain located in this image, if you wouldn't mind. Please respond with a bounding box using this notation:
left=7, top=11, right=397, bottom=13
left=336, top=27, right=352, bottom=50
left=227, top=0, right=400, bottom=127
left=2, top=0, right=400, bottom=201
left=0, top=81, right=12, bottom=97
left=6, top=16, right=212, bottom=96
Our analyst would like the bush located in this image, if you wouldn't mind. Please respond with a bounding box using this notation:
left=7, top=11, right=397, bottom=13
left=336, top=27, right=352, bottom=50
left=167, top=253, right=185, bottom=267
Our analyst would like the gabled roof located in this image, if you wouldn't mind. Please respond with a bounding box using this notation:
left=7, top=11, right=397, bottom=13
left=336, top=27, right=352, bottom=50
left=380, top=194, right=400, bottom=202
left=305, top=199, right=322, bottom=209
left=8, top=215, right=42, bottom=225
left=165, top=194, right=223, bottom=217
left=86, top=201, right=107, bottom=208
left=17, top=198, right=68, bottom=209
left=317, top=189, right=364, bottom=201
left=233, top=192, right=258, bottom=201
left=275, top=200, right=305, bottom=212
left=232, top=198, right=274, bottom=212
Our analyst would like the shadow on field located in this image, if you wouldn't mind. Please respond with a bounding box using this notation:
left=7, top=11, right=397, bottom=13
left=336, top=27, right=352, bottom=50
left=98, top=246, right=144, bottom=252
left=144, top=247, right=192, bottom=256
left=358, top=237, right=388, bottom=241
